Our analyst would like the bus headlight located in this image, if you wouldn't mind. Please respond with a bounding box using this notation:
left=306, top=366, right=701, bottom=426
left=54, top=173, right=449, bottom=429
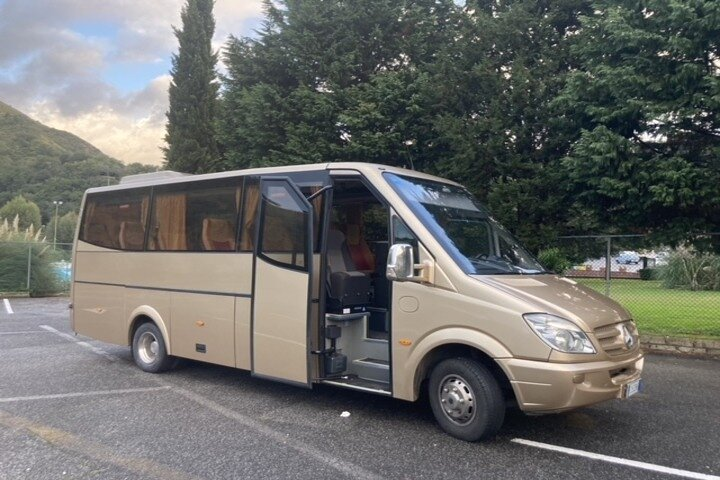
left=523, top=313, right=596, bottom=354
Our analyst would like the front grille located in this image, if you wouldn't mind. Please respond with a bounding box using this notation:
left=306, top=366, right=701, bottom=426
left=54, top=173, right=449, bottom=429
left=594, top=321, right=639, bottom=356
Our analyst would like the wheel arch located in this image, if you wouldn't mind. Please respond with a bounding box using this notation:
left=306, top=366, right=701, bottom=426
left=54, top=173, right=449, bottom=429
left=413, top=343, right=515, bottom=406
left=127, top=306, right=171, bottom=354
left=398, top=328, right=516, bottom=403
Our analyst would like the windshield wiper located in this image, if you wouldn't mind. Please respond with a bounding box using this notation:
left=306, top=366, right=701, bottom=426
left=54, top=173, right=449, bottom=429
left=468, top=258, right=514, bottom=274
left=469, top=257, right=546, bottom=275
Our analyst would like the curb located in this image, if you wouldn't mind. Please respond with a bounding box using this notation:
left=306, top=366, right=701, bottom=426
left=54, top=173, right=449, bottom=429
left=641, top=334, right=720, bottom=359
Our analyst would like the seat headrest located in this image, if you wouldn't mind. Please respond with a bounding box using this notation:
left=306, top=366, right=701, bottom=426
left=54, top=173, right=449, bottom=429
left=202, top=218, right=236, bottom=251
left=119, top=221, right=144, bottom=250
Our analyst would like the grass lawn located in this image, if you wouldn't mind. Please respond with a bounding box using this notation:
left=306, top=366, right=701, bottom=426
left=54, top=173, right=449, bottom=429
left=576, top=279, right=720, bottom=338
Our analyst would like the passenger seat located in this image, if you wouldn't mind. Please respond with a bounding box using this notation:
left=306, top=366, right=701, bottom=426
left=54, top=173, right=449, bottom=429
left=326, top=228, right=372, bottom=313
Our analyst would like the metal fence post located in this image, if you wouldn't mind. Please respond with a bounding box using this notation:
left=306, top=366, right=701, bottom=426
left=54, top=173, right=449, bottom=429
left=605, top=236, right=611, bottom=297
left=26, top=244, right=32, bottom=292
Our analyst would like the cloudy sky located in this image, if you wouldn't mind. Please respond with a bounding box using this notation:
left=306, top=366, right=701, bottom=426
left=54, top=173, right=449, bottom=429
left=0, top=0, right=265, bottom=165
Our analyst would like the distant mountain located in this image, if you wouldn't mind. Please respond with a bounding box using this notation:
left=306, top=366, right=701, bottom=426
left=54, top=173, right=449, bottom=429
left=0, top=101, right=156, bottom=222
left=0, top=101, right=109, bottom=159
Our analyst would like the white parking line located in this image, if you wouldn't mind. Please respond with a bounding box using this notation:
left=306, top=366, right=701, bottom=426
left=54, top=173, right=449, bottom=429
left=173, top=386, right=384, bottom=480
left=512, top=438, right=720, bottom=480
left=3, top=299, right=13, bottom=314
left=0, top=330, right=51, bottom=335
left=0, top=386, right=171, bottom=403
left=39, top=325, right=118, bottom=361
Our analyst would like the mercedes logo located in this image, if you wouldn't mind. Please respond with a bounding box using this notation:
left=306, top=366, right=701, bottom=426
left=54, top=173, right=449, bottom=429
left=622, top=325, right=635, bottom=348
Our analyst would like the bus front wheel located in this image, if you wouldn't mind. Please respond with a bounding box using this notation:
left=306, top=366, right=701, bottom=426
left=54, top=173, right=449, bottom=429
left=132, top=322, right=175, bottom=373
left=428, top=358, right=505, bottom=441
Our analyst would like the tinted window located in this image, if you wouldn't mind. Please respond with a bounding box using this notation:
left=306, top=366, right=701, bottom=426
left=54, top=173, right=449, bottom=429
left=240, top=180, right=324, bottom=253
left=258, top=182, right=309, bottom=270
left=148, top=179, right=241, bottom=252
left=80, top=188, right=150, bottom=250
left=392, top=215, right=419, bottom=260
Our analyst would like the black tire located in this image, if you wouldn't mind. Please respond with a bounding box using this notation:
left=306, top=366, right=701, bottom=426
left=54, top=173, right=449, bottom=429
left=428, top=358, right=505, bottom=441
left=132, top=322, right=175, bottom=373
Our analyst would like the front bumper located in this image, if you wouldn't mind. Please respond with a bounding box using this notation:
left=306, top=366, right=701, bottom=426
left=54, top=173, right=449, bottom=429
left=498, top=352, right=644, bottom=413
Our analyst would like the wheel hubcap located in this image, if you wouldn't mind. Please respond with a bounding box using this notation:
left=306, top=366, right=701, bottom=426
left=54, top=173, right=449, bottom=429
left=439, top=375, right=476, bottom=425
left=138, top=331, right=159, bottom=364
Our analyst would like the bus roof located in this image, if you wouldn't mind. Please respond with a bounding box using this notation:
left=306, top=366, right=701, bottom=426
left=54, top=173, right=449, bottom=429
left=85, top=162, right=462, bottom=195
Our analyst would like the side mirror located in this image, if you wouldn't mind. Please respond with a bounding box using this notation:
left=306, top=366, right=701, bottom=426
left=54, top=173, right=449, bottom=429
left=387, top=244, right=414, bottom=281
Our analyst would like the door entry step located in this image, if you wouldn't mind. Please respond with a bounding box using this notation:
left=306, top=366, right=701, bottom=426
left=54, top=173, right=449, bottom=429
left=321, top=375, right=391, bottom=395
left=352, top=357, right=390, bottom=384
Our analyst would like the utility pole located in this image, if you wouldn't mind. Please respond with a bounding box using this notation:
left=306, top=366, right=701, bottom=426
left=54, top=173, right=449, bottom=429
left=53, top=200, right=63, bottom=250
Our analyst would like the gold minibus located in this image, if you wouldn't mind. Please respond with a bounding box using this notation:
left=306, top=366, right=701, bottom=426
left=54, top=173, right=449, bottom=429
left=71, top=162, right=643, bottom=441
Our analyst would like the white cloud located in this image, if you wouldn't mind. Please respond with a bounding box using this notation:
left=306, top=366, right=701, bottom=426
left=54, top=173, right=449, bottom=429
left=30, top=75, right=172, bottom=166
left=0, top=0, right=265, bottom=165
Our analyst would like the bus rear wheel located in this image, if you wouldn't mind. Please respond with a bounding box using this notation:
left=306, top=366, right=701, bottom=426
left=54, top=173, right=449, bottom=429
left=132, top=322, right=175, bottom=373
left=428, top=358, right=505, bottom=441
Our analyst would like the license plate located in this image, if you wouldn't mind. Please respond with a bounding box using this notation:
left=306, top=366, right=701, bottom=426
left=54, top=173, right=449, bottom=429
left=624, top=378, right=642, bottom=398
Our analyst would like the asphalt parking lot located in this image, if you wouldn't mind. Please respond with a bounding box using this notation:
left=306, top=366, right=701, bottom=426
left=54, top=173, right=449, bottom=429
left=1, top=297, right=718, bottom=480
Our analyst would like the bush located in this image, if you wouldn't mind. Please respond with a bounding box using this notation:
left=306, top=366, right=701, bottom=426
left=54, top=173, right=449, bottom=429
left=638, top=268, right=657, bottom=280
left=0, top=217, right=62, bottom=296
left=0, top=195, right=42, bottom=230
left=537, top=248, right=572, bottom=275
left=659, top=250, right=720, bottom=291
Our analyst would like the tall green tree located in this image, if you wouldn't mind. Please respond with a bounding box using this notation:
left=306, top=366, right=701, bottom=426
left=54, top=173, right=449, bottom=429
left=165, top=0, right=219, bottom=173
left=417, top=0, right=592, bottom=250
left=217, top=0, right=719, bottom=252
left=217, top=0, right=455, bottom=170
left=217, top=0, right=591, bottom=250
left=556, top=0, right=720, bottom=240
left=0, top=195, right=42, bottom=230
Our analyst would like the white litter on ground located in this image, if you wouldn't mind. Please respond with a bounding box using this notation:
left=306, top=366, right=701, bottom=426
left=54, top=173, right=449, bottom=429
left=340, top=411, right=351, bottom=418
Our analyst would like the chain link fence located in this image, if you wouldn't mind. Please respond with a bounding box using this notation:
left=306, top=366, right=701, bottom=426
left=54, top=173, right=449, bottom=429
left=3, top=235, right=719, bottom=340
left=0, top=241, right=72, bottom=296
left=547, top=234, right=720, bottom=339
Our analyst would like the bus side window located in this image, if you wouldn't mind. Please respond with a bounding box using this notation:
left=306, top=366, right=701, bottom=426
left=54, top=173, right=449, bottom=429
left=258, top=184, right=309, bottom=270
left=148, top=179, right=241, bottom=252
left=79, top=189, right=150, bottom=251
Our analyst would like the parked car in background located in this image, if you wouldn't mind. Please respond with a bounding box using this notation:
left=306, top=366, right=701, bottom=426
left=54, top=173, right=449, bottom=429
left=616, top=251, right=640, bottom=264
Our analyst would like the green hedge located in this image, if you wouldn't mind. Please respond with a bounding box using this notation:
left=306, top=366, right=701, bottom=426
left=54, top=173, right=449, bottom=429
left=0, top=217, right=63, bottom=296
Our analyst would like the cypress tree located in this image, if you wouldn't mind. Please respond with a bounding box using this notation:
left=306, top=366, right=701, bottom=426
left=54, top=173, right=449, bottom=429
left=165, top=0, right=219, bottom=173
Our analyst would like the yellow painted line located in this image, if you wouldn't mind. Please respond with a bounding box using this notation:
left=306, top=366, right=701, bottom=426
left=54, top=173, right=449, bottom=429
left=0, top=410, right=201, bottom=480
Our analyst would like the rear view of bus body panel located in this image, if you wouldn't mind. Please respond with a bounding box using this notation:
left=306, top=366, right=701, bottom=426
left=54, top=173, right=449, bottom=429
left=72, top=281, right=126, bottom=345
left=72, top=243, right=127, bottom=344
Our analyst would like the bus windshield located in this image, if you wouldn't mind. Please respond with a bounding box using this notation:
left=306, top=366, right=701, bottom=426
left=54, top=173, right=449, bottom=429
left=385, top=173, right=546, bottom=275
